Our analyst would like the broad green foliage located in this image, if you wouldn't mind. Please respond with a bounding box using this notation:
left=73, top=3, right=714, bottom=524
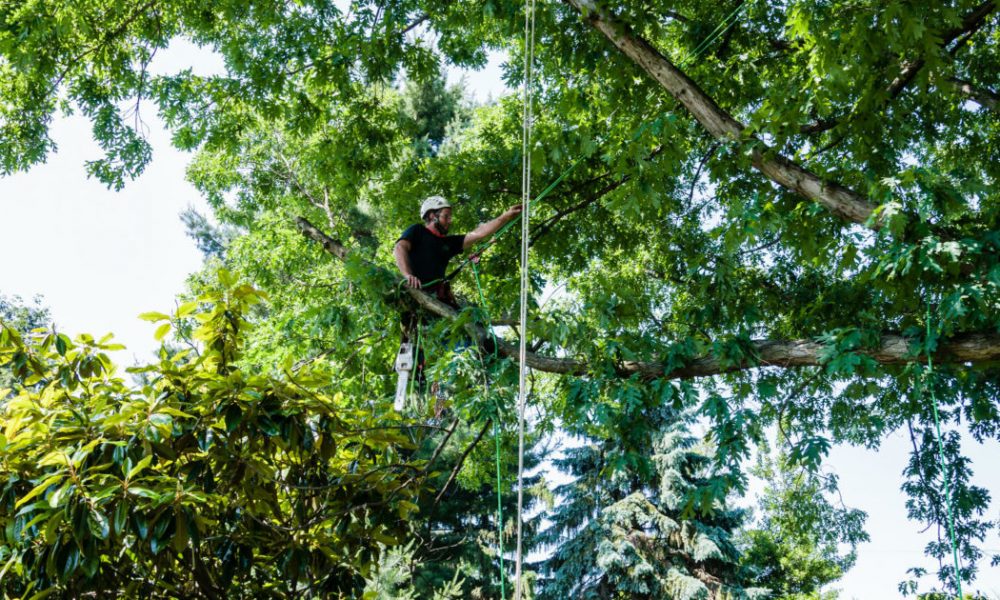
left=740, top=441, right=869, bottom=599
left=2, top=0, right=1000, bottom=594
left=0, top=272, right=430, bottom=598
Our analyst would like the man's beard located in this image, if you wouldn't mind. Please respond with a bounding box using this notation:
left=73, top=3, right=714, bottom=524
left=434, top=220, right=449, bottom=234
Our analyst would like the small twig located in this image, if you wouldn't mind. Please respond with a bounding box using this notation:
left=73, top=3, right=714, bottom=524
left=50, top=0, right=160, bottom=93
left=420, top=418, right=461, bottom=477
left=401, top=13, right=429, bottom=35
left=735, top=235, right=782, bottom=258
left=687, top=142, right=719, bottom=207
left=433, top=419, right=493, bottom=504
left=530, top=145, right=665, bottom=246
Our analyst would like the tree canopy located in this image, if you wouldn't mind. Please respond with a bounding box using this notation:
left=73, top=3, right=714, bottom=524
left=2, top=0, right=999, bottom=596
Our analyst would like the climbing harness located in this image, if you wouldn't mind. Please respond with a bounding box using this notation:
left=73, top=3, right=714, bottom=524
left=924, top=307, right=964, bottom=599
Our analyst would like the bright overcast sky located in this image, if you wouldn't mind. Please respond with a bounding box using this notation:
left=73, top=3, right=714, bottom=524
left=0, top=38, right=997, bottom=600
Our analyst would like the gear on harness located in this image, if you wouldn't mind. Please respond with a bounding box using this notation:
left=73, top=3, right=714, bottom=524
left=393, top=342, right=415, bottom=411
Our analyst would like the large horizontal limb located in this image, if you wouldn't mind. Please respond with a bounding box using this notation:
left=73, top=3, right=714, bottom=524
left=296, top=216, right=1000, bottom=380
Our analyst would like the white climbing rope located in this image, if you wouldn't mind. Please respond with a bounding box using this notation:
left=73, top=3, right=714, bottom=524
left=514, top=0, right=536, bottom=597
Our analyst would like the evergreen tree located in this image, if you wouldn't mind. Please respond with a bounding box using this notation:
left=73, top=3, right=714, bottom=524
left=539, top=379, right=766, bottom=600
left=410, top=409, right=544, bottom=599
left=401, top=69, right=469, bottom=158
left=179, top=207, right=239, bottom=259
left=362, top=541, right=464, bottom=599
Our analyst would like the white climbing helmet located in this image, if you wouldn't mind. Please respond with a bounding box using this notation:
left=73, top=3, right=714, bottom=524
left=420, top=195, right=451, bottom=219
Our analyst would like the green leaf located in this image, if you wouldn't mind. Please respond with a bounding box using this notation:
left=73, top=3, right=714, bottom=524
left=47, top=482, right=72, bottom=509
left=133, top=512, right=149, bottom=540
left=126, top=455, right=153, bottom=481
left=60, top=544, right=79, bottom=580
left=156, top=407, right=196, bottom=419
left=154, top=322, right=171, bottom=341
left=138, top=312, right=171, bottom=322
left=127, top=487, right=160, bottom=500
left=43, top=509, right=64, bottom=544
left=55, top=335, right=67, bottom=356
left=88, top=508, right=110, bottom=540
left=176, top=301, right=199, bottom=317
left=15, top=474, right=64, bottom=509
left=113, top=502, right=128, bottom=535
left=27, top=588, right=59, bottom=600
left=173, top=512, right=189, bottom=552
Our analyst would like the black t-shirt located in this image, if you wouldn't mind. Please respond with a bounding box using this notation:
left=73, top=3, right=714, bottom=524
left=398, top=224, right=466, bottom=285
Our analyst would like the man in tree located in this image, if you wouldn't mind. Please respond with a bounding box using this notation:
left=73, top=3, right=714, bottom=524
left=392, top=196, right=521, bottom=404
left=394, top=195, right=521, bottom=306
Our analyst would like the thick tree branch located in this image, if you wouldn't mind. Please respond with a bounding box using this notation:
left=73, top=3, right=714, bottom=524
left=687, top=142, right=719, bottom=207
left=949, top=77, right=1000, bottom=112
left=296, top=216, right=1000, bottom=382
left=943, top=1, right=997, bottom=50
left=564, top=0, right=880, bottom=228
left=295, top=216, right=349, bottom=260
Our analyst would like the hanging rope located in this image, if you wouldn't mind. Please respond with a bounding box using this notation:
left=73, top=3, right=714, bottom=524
left=493, top=408, right=508, bottom=599
left=398, top=6, right=751, bottom=596
left=439, top=1, right=749, bottom=284
left=924, top=306, right=964, bottom=599
left=514, top=0, right=536, bottom=596
left=471, top=260, right=508, bottom=598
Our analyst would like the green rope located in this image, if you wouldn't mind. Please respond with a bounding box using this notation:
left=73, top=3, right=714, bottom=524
left=680, top=2, right=748, bottom=66
left=473, top=260, right=507, bottom=599
left=493, top=417, right=506, bottom=599
left=925, top=308, right=964, bottom=599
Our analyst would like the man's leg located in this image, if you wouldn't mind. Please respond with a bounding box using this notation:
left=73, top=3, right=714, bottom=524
left=401, top=310, right=430, bottom=394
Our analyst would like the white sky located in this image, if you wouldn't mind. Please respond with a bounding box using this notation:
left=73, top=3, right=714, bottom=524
left=0, top=39, right=997, bottom=600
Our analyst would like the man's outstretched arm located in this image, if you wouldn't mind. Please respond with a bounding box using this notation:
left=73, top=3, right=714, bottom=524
left=462, top=205, right=523, bottom=250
